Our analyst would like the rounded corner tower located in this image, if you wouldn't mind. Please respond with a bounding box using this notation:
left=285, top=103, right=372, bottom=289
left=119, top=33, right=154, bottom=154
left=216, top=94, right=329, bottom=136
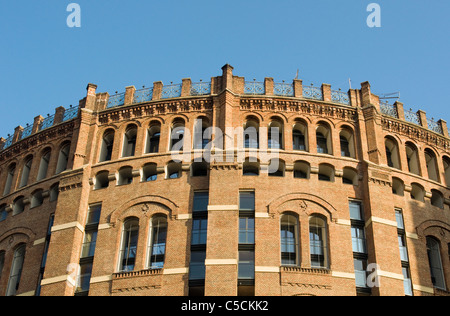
left=0, top=64, right=449, bottom=296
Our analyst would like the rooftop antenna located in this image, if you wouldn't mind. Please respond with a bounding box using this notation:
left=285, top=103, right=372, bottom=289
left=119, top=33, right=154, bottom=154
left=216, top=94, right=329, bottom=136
left=295, top=69, right=299, bottom=80
left=348, top=78, right=352, bottom=90
left=378, top=92, right=401, bottom=101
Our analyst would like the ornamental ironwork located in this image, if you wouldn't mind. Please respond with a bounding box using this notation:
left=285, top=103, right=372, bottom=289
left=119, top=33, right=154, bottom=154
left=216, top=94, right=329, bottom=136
left=379, top=101, right=398, bottom=118
left=161, top=84, right=182, bottom=99
left=331, top=89, right=350, bottom=105
left=107, top=93, right=125, bottom=108
left=39, top=115, right=55, bottom=131
left=20, top=124, right=33, bottom=140
left=190, top=81, right=211, bottom=96
left=3, top=135, right=13, bottom=149
left=303, top=85, right=323, bottom=101
left=427, top=118, right=443, bottom=135
left=404, top=109, right=421, bottom=125
left=274, top=82, right=294, bottom=97
left=133, top=88, right=153, bottom=104
left=244, top=81, right=265, bottom=95
left=63, top=106, right=79, bottom=122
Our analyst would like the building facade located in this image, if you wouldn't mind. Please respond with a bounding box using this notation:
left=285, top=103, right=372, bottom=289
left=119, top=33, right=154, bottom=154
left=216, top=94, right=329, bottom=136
left=0, top=65, right=449, bottom=296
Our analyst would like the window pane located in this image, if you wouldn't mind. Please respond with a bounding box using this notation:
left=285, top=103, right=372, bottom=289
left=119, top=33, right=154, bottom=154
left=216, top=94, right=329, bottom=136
left=349, top=201, right=363, bottom=220
left=193, top=192, right=209, bottom=212
left=239, top=192, right=255, bottom=211
left=238, top=251, right=255, bottom=279
left=86, top=205, right=101, bottom=225
left=189, top=251, right=206, bottom=280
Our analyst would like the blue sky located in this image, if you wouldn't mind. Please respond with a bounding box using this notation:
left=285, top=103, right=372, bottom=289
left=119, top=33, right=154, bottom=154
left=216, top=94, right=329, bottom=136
left=1, top=0, right=449, bottom=138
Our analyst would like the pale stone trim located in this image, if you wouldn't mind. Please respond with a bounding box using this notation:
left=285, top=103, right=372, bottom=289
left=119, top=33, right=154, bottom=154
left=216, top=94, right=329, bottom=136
left=406, top=232, right=419, bottom=240
left=17, top=290, right=36, bottom=296
left=255, top=266, right=280, bottom=273
left=98, top=223, right=113, bottom=230
left=204, top=259, right=237, bottom=265
left=378, top=270, right=404, bottom=280
left=332, top=271, right=355, bottom=279
left=163, top=267, right=189, bottom=275
left=413, top=284, right=434, bottom=294
left=51, top=221, right=84, bottom=233
left=207, top=205, right=239, bottom=211
left=335, top=219, right=351, bottom=226
left=90, top=275, right=113, bottom=284
left=365, top=216, right=397, bottom=228
left=255, top=212, right=270, bottom=218
left=41, top=275, right=76, bottom=287
left=33, top=237, right=46, bottom=246
left=177, top=214, right=192, bottom=220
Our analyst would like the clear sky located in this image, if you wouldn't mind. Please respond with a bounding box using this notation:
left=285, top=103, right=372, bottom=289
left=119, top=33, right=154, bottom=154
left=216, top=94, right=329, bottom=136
left=1, top=0, right=449, bottom=139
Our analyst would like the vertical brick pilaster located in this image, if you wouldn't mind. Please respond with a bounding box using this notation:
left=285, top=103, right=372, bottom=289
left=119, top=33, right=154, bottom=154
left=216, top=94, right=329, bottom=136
left=152, top=81, right=163, bottom=101
left=293, top=79, right=303, bottom=97
left=124, top=86, right=136, bottom=105
left=264, top=77, right=274, bottom=96
left=181, top=78, right=192, bottom=97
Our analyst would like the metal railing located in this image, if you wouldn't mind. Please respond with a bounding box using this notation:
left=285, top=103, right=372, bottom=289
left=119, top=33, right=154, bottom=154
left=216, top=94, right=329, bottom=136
left=190, top=81, right=211, bottom=96
left=107, top=92, right=125, bottom=108
left=404, top=108, right=421, bottom=125
left=331, top=89, right=350, bottom=105
left=274, top=82, right=294, bottom=97
left=133, top=87, right=153, bottom=104
left=161, top=83, right=182, bottom=99
left=244, top=80, right=265, bottom=95
left=380, top=100, right=398, bottom=118
left=303, top=84, right=323, bottom=101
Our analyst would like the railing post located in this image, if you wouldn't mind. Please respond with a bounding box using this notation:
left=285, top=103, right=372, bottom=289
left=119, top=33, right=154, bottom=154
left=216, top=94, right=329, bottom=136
left=152, top=81, right=163, bottom=101
left=181, top=78, right=192, bottom=97
left=124, top=86, right=136, bottom=105
left=32, top=115, right=44, bottom=134
left=264, top=77, right=274, bottom=96
left=439, top=120, right=448, bottom=137
left=293, top=79, right=303, bottom=98
left=85, top=83, right=98, bottom=110
left=395, top=101, right=405, bottom=121
left=322, top=84, right=331, bottom=102
left=13, top=126, right=23, bottom=143
left=418, top=110, right=428, bottom=129
left=54, top=106, right=66, bottom=125
left=0, top=138, right=5, bottom=150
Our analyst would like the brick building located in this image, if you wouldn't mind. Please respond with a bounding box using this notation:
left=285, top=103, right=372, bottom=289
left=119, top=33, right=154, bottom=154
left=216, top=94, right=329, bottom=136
left=0, top=65, right=449, bottom=296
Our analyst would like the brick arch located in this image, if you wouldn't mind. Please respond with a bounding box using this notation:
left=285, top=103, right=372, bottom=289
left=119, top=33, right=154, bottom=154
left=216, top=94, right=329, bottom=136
left=0, top=227, right=35, bottom=252
left=267, top=192, right=338, bottom=222
left=108, top=195, right=179, bottom=225
left=416, top=220, right=450, bottom=243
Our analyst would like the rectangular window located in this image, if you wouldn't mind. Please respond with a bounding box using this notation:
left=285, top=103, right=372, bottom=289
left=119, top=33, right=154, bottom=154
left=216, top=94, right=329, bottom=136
left=239, top=217, right=255, bottom=244
left=349, top=200, right=363, bottom=221
left=351, top=226, right=367, bottom=254
left=354, top=258, right=368, bottom=288
left=192, top=219, right=208, bottom=245
left=238, top=191, right=255, bottom=294
left=238, top=250, right=255, bottom=280
left=239, top=191, right=255, bottom=211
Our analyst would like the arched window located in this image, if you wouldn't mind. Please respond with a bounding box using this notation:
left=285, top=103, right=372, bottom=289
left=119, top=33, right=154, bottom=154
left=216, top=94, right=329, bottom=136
left=0, top=251, right=5, bottom=279
left=170, top=119, right=185, bottom=151
left=243, top=116, right=259, bottom=149
left=37, top=149, right=51, bottom=181
left=292, top=120, right=308, bottom=151
left=19, top=155, right=33, bottom=188
left=146, top=122, right=161, bottom=154
left=56, top=142, right=70, bottom=174
left=99, top=130, right=114, bottom=162
left=6, top=244, right=26, bottom=296
left=118, top=217, right=139, bottom=272
left=392, top=177, right=404, bottom=196
left=309, top=216, right=328, bottom=268
left=280, top=213, right=299, bottom=266
left=426, top=237, right=446, bottom=290
left=118, top=166, right=133, bottom=185
left=410, top=183, right=425, bottom=202
left=318, top=164, right=334, bottom=182
left=30, top=189, right=44, bottom=208
left=3, top=163, right=16, bottom=196
left=431, top=190, right=444, bottom=209
left=12, top=196, right=25, bottom=216
left=340, top=127, right=355, bottom=158
left=243, top=158, right=260, bottom=176
left=293, top=161, right=310, bottom=179
left=425, top=149, right=439, bottom=182
left=443, top=156, right=450, bottom=187
left=94, top=171, right=110, bottom=190
left=385, top=137, right=400, bottom=169
left=147, top=215, right=167, bottom=269
left=316, top=123, right=332, bottom=155
left=268, top=159, right=285, bottom=177
left=191, top=160, right=208, bottom=177
left=193, top=117, right=211, bottom=150
left=268, top=118, right=283, bottom=149
left=0, top=204, right=7, bottom=222
left=166, top=161, right=182, bottom=179
left=405, top=143, right=420, bottom=176
left=122, top=125, right=137, bottom=157
left=342, top=167, right=358, bottom=185
left=49, top=183, right=59, bottom=202
left=142, top=163, right=157, bottom=182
